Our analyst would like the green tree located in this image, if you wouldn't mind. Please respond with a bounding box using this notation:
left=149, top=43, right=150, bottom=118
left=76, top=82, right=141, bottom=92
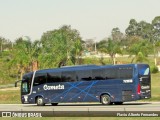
left=97, top=40, right=108, bottom=53
left=137, top=21, right=153, bottom=40
left=97, top=39, right=122, bottom=65
left=152, top=16, right=160, bottom=41
left=128, top=39, right=152, bottom=63
left=40, top=25, right=82, bottom=68
left=0, top=37, right=12, bottom=53
left=151, top=16, right=160, bottom=65
left=111, top=27, right=124, bottom=42
left=84, top=39, right=95, bottom=52
left=125, top=19, right=138, bottom=36
left=96, top=40, right=108, bottom=65
left=125, top=19, right=153, bottom=40
left=9, top=38, right=29, bottom=79
left=70, top=38, right=83, bottom=65
left=9, top=37, right=41, bottom=79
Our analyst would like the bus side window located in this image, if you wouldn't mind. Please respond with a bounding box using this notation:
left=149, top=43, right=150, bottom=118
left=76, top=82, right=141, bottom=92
left=81, top=77, right=92, bottom=81
left=47, top=72, right=61, bottom=83
left=33, top=73, right=47, bottom=86
left=61, top=71, right=76, bottom=82
left=77, top=70, right=92, bottom=81
left=105, top=68, right=118, bottom=79
left=118, top=67, right=133, bottom=79
left=92, top=69, right=104, bottom=80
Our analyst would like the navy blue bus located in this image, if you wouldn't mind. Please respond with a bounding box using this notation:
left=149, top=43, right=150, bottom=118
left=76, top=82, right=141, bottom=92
left=15, top=64, right=151, bottom=106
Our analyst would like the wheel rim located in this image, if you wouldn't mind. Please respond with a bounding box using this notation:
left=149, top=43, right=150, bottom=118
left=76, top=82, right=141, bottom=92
left=37, top=98, right=43, bottom=105
left=102, top=95, right=110, bottom=104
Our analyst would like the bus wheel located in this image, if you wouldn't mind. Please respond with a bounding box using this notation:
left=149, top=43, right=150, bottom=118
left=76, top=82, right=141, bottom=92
left=51, top=103, right=58, bottom=106
left=114, top=102, right=123, bottom=105
left=101, top=94, right=111, bottom=105
left=36, top=97, right=45, bottom=106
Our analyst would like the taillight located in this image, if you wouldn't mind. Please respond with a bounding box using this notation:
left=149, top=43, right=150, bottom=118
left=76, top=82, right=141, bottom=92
left=137, top=84, right=141, bottom=95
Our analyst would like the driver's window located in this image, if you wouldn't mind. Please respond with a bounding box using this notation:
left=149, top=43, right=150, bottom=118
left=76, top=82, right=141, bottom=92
left=33, top=72, right=47, bottom=86
left=22, top=82, right=28, bottom=92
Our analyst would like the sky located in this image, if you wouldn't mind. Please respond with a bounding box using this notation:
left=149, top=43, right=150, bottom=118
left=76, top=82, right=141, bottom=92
left=0, top=0, right=160, bottom=41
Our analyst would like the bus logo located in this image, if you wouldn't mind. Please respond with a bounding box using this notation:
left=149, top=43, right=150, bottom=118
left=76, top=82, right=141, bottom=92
left=141, top=86, right=150, bottom=89
left=43, top=84, right=64, bottom=90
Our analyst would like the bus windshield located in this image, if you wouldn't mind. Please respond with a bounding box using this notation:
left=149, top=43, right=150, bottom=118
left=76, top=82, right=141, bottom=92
left=138, top=64, right=150, bottom=76
left=21, top=73, right=33, bottom=95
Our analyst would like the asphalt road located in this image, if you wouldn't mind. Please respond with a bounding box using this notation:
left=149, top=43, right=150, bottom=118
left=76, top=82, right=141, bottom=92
left=0, top=102, right=160, bottom=117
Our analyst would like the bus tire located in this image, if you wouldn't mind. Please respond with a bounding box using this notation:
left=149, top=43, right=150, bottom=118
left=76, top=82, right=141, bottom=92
left=51, top=103, right=58, bottom=106
left=36, top=96, right=45, bottom=106
left=101, top=94, right=111, bottom=105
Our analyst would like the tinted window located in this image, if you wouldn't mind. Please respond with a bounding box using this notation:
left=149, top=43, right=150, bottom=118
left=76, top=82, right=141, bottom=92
left=22, top=82, right=28, bottom=93
left=61, top=71, right=76, bottom=82
left=23, top=73, right=33, bottom=82
left=105, top=68, right=117, bottom=79
left=22, top=73, right=33, bottom=95
left=105, top=67, right=133, bottom=79
left=47, top=72, right=61, bottom=83
left=118, top=67, right=133, bottom=79
left=33, top=72, right=47, bottom=86
left=92, top=69, right=105, bottom=80
left=138, top=64, right=150, bottom=76
left=77, top=70, right=92, bottom=81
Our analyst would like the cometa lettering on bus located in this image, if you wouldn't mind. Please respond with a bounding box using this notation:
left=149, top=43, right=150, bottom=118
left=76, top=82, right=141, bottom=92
left=43, top=84, right=64, bottom=90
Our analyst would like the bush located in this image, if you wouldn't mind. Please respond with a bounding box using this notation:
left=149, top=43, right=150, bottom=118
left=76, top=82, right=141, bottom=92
left=150, top=65, right=159, bottom=73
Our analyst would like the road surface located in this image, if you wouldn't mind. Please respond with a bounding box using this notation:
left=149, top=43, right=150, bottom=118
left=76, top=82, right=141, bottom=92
left=0, top=102, right=160, bottom=117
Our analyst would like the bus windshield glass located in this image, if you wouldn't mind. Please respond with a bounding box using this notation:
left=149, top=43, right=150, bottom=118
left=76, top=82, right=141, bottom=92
left=21, top=73, right=33, bottom=95
left=138, top=64, right=150, bottom=76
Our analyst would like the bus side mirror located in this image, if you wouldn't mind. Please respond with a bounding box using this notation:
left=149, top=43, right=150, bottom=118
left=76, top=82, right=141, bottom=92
left=15, top=80, right=22, bottom=87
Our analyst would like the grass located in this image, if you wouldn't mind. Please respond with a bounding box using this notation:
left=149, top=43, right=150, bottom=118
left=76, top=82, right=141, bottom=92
left=149, top=73, right=160, bottom=101
left=0, top=88, right=21, bottom=104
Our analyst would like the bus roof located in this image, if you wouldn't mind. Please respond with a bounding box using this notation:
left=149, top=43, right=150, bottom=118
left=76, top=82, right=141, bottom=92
left=37, top=64, right=101, bottom=73
left=35, top=64, right=149, bottom=73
